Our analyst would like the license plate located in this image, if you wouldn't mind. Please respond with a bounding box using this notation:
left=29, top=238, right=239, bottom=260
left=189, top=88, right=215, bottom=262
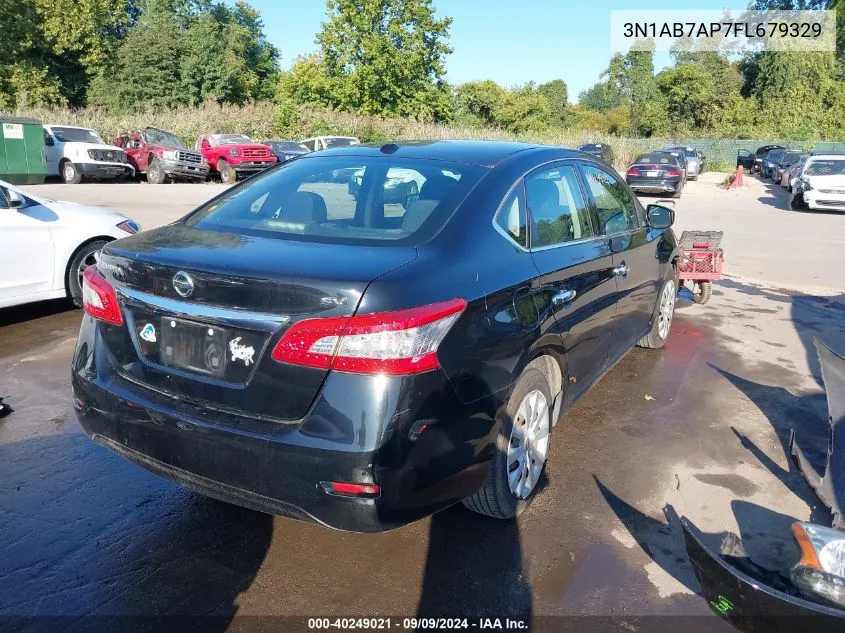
left=160, top=317, right=228, bottom=377
left=646, top=170, right=659, bottom=177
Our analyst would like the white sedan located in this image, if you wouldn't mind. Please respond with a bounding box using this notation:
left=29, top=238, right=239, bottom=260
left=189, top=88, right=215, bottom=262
left=0, top=179, right=139, bottom=309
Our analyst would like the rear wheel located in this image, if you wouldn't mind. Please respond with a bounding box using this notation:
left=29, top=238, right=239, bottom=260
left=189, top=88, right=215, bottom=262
left=67, top=239, right=108, bottom=306
left=462, top=368, right=551, bottom=519
left=61, top=160, right=82, bottom=184
left=146, top=158, right=166, bottom=184
left=638, top=275, right=677, bottom=349
left=218, top=159, right=237, bottom=185
left=672, top=184, right=683, bottom=198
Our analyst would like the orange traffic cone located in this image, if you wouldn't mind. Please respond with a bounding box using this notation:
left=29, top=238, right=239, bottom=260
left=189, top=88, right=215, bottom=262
left=729, top=165, right=744, bottom=189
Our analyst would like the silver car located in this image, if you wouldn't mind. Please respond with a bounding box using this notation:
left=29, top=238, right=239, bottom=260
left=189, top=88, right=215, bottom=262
left=663, top=146, right=703, bottom=180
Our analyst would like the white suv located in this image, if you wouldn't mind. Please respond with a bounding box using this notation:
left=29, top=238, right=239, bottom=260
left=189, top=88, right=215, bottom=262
left=44, top=124, right=135, bottom=184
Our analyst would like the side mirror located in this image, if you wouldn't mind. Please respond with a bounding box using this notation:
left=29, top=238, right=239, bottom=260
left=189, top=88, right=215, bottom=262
left=44, top=135, right=54, bottom=147
left=201, top=140, right=211, bottom=150
left=8, top=190, right=25, bottom=209
left=647, top=204, right=674, bottom=230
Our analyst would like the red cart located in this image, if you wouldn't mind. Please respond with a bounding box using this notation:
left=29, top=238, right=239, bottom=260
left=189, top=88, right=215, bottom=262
left=678, top=231, right=724, bottom=305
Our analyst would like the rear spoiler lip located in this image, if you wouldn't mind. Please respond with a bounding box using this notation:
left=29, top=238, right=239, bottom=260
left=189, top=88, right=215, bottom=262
left=681, top=518, right=845, bottom=629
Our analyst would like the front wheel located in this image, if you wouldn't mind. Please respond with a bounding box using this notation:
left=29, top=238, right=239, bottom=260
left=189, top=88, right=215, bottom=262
left=146, top=158, right=167, bottom=184
left=67, top=240, right=109, bottom=306
left=638, top=276, right=677, bottom=349
left=218, top=159, right=237, bottom=185
left=789, top=192, right=808, bottom=211
left=462, top=368, right=551, bottom=519
left=62, top=160, right=82, bottom=184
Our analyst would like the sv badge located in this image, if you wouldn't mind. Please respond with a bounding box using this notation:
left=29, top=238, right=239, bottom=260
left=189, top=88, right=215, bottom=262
left=228, top=337, right=255, bottom=367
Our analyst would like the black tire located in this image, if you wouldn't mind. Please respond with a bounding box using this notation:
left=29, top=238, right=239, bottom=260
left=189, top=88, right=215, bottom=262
left=789, top=192, right=808, bottom=211
left=462, top=367, right=552, bottom=519
left=61, top=160, right=82, bottom=184
left=672, top=184, right=683, bottom=198
left=638, top=273, right=677, bottom=349
left=67, top=240, right=109, bottom=306
left=218, top=159, right=237, bottom=185
left=146, top=158, right=167, bottom=184
left=693, top=281, right=712, bottom=305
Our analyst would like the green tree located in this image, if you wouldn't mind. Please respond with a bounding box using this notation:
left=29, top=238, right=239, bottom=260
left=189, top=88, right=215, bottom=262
left=314, top=0, right=454, bottom=120
left=577, top=81, right=622, bottom=113
left=91, top=1, right=183, bottom=109
left=537, top=79, right=569, bottom=124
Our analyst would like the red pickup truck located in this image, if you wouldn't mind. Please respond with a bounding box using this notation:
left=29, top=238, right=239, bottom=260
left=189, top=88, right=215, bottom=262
left=115, top=128, right=209, bottom=184
left=195, top=133, right=277, bottom=184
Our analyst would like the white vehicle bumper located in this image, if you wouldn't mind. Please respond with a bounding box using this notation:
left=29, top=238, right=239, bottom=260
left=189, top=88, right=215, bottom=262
left=805, top=190, right=845, bottom=212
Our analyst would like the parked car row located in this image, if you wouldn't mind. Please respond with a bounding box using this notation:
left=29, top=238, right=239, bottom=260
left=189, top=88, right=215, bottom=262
left=42, top=123, right=360, bottom=185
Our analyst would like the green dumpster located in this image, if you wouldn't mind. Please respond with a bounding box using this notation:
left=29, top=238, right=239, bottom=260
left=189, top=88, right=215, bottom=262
left=0, top=116, right=48, bottom=185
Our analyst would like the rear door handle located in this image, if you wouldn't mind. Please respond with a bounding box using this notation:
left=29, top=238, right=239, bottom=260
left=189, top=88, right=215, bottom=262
left=552, top=289, right=577, bottom=307
left=613, top=263, right=629, bottom=278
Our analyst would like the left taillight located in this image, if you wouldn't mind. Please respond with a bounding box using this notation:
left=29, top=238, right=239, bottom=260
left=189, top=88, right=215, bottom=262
left=271, top=298, right=467, bottom=376
left=82, top=266, right=123, bottom=326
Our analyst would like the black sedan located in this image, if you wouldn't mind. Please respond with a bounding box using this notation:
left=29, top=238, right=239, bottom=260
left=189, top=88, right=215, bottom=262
left=261, top=139, right=310, bottom=164
left=625, top=152, right=686, bottom=197
left=72, top=141, right=679, bottom=533
left=737, top=144, right=785, bottom=174
left=576, top=143, right=615, bottom=164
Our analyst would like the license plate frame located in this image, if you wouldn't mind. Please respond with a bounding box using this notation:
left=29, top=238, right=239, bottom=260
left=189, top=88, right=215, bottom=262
left=646, top=170, right=659, bottom=177
left=159, top=317, right=228, bottom=378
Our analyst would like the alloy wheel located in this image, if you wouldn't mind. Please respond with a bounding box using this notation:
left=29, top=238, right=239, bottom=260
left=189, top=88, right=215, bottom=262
left=507, top=389, right=550, bottom=499
left=77, top=250, right=99, bottom=288
left=657, top=279, right=676, bottom=340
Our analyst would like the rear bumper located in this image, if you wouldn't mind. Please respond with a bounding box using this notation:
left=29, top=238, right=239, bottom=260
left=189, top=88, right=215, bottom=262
left=71, top=317, right=502, bottom=533
left=79, top=162, right=134, bottom=179
left=627, top=179, right=681, bottom=193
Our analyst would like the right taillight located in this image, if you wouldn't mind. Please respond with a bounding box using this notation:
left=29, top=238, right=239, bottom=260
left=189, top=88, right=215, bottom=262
left=665, top=169, right=681, bottom=177
left=271, top=298, right=467, bottom=376
left=82, top=266, right=123, bottom=326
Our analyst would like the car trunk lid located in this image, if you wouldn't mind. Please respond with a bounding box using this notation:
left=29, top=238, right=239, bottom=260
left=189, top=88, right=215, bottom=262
left=97, top=225, right=417, bottom=423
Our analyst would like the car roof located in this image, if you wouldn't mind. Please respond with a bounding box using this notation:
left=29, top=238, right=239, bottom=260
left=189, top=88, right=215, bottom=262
left=808, top=154, right=845, bottom=160
left=45, top=124, right=95, bottom=130
left=296, top=140, right=565, bottom=167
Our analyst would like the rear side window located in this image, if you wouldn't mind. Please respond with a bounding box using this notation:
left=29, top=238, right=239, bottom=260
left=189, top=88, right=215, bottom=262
left=581, top=165, right=639, bottom=235
left=494, top=189, right=528, bottom=248
left=186, top=156, right=486, bottom=245
left=526, top=165, right=595, bottom=248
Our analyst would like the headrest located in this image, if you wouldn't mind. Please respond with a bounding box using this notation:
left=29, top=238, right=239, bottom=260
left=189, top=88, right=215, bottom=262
left=281, top=191, right=328, bottom=224
left=401, top=199, right=439, bottom=233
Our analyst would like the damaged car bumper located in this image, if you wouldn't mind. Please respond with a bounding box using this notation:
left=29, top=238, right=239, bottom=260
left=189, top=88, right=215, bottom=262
left=682, top=519, right=845, bottom=632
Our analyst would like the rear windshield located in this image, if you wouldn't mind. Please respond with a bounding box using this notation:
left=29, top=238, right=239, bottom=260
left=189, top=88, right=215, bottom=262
left=50, top=127, right=103, bottom=144
left=805, top=159, right=845, bottom=176
left=184, top=156, right=487, bottom=245
left=634, top=154, right=678, bottom=165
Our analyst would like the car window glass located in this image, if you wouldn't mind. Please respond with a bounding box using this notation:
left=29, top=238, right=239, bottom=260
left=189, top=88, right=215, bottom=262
left=187, top=157, right=485, bottom=245
left=494, top=188, right=528, bottom=248
left=43, top=131, right=54, bottom=147
left=581, top=165, right=639, bottom=235
left=526, top=165, right=594, bottom=248
left=0, top=186, right=9, bottom=208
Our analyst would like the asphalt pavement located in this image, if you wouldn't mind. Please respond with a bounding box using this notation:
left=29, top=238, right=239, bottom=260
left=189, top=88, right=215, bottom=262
left=2, top=174, right=845, bottom=631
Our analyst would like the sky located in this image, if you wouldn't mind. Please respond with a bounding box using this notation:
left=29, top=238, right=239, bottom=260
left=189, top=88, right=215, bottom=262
left=250, top=0, right=752, bottom=102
